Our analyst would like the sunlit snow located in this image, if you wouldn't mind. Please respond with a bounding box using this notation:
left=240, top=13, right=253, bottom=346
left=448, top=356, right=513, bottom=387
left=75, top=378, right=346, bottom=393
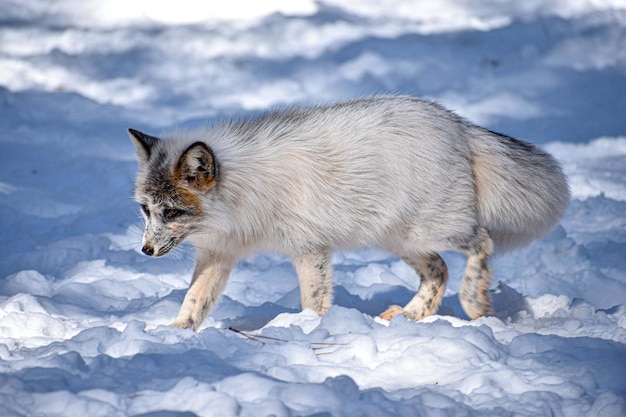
left=1, top=1, right=625, bottom=416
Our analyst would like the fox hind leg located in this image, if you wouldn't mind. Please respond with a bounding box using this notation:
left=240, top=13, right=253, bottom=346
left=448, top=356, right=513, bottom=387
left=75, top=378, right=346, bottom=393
left=458, top=227, right=494, bottom=319
left=293, top=250, right=334, bottom=315
left=380, top=253, right=448, bottom=321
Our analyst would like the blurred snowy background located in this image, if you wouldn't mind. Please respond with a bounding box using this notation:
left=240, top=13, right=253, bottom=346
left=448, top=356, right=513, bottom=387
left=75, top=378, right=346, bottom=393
left=1, top=1, right=625, bottom=416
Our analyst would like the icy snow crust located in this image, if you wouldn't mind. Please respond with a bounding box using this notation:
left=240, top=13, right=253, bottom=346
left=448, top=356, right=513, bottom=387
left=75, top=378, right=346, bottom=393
left=1, top=1, right=626, bottom=416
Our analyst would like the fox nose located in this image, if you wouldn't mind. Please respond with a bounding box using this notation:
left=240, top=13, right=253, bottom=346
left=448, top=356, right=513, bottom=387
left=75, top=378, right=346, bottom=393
left=142, top=245, right=155, bottom=256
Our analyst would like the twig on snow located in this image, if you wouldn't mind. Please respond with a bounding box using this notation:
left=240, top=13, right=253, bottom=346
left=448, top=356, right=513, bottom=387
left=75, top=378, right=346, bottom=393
left=227, top=327, right=348, bottom=356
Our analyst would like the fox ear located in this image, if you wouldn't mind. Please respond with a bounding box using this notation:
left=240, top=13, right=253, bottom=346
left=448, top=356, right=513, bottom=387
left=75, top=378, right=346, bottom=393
left=176, top=142, right=216, bottom=191
left=128, top=128, right=159, bottom=165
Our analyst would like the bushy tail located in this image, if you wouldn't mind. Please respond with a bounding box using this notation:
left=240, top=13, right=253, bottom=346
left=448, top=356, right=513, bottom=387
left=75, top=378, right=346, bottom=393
left=468, top=127, right=570, bottom=252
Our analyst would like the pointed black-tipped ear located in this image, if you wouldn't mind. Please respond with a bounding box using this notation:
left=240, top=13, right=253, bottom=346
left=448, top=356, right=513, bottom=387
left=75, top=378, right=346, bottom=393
left=175, top=142, right=217, bottom=192
left=128, top=128, right=160, bottom=165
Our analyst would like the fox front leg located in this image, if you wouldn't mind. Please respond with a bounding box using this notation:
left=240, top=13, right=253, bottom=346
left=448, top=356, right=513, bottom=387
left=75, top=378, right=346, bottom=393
left=171, top=254, right=233, bottom=331
left=292, top=250, right=334, bottom=315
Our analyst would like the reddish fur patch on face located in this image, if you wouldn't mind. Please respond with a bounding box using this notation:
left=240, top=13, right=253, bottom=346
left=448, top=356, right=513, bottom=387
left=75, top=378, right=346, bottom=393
left=138, top=179, right=204, bottom=219
left=175, top=185, right=203, bottom=215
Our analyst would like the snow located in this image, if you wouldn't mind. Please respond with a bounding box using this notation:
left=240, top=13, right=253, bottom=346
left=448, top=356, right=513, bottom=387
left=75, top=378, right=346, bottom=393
left=1, top=1, right=625, bottom=416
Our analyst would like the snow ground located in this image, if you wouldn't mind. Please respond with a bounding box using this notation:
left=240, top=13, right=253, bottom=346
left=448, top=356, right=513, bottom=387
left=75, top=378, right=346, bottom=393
left=1, top=1, right=625, bottom=416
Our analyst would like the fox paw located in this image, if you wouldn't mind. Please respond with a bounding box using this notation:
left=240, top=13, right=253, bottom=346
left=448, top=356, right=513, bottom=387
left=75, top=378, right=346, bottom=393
left=170, top=318, right=195, bottom=330
left=380, top=305, right=405, bottom=321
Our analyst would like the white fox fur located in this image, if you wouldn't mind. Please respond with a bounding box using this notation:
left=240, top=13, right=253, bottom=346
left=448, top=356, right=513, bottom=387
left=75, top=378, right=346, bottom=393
left=130, top=96, right=570, bottom=330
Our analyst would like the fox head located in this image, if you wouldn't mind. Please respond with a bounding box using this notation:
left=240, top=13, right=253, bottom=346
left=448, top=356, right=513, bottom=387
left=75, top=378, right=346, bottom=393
left=129, top=128, right=217, bottom=257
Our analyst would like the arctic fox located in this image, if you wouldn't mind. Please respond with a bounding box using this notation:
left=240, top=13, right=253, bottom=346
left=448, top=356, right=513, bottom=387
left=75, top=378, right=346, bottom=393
left=129, top=96, right=569, bottom=330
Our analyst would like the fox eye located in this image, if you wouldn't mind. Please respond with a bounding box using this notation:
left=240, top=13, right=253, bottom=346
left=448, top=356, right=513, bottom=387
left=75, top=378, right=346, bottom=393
left=140, top=204, right=150, bottom=216
left=163, top=208, right=183, bottom=220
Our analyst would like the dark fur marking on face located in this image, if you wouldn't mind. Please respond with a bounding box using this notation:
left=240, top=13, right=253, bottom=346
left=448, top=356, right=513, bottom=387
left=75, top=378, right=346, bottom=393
left=140, top=179, right=204, bottom=217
